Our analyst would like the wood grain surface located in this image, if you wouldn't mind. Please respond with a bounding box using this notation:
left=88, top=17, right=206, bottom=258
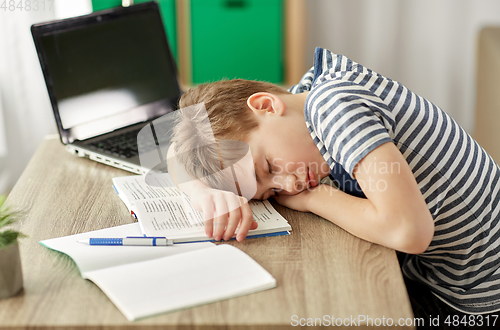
left=0, top=138, right=414, bottom=329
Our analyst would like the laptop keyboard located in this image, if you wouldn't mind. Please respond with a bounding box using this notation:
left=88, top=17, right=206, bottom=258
left=87, top=129, right=141, bottom=159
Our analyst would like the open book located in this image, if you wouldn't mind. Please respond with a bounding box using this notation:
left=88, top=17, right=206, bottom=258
left=112, top=174, right=291, bottom=243
left=40, top=223, right=277, bottom=321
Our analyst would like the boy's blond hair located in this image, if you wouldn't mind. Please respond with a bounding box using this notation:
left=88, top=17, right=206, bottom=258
left=172, top=79, right=290, bottom=191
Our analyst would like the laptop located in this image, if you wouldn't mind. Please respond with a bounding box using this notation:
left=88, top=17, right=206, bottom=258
left=31, top=2, right=181, bottom=174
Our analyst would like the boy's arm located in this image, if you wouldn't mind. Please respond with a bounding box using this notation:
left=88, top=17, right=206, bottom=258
left=167, top=144, right=257, bottom=242
left=275, top=142, right=434, bottom=254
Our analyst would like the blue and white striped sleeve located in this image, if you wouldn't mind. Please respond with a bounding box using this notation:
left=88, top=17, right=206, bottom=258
left=288, top=66, right=314, bottom=94
left=307, top=81, right=394, bottom=177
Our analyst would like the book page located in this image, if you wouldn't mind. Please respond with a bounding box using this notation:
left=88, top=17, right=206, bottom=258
left=134, top=197, right=205, bottom=234
left=84, top=245, right=276, bottom=321
left=112, top=174, right=180, bottom=207
left=40, top=223, right=214, bottom=277
left=247, top=200, right=289, bottom=227
left=113, top=174, right=202, bottom=226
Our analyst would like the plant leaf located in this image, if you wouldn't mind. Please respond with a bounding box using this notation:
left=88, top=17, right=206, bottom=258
left=0, top=230, right=25, bottom=249
left=0, top=194, right=27, bottom=245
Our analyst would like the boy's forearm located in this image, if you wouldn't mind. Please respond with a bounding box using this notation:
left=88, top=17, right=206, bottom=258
left=305, top=185, right=431, bottom=254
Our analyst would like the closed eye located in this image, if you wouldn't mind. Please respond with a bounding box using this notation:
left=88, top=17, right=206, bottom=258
left=267, top=159, right=273, bottom=174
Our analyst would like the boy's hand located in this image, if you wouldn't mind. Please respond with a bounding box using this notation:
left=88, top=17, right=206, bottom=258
left=189, top=187, right=258, bottom=242
left=272, top=188, right=313, bottom=212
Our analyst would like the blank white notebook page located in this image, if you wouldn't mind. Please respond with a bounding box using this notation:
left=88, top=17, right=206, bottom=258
left=84, top=244, right=277, bottom=321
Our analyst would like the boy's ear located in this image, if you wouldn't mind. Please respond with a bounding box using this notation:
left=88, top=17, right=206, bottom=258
left=247, top=92, right=285, bottom=116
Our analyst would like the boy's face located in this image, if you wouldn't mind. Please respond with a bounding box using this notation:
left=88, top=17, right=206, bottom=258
left=246, top=92, right=331, bottom=200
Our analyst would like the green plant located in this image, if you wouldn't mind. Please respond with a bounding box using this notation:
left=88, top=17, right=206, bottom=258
left=0, top=195, right=26, bottom=249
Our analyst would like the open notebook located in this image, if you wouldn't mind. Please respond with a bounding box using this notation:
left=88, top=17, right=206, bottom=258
left=40, top=223, right=276, bottom=321
left=112, top=173, right=291, bottom=242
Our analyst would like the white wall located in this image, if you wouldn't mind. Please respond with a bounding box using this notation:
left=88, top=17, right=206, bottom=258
left=304, top=0, right=500, bottom=133
left=0, top=0, right=92, bottom=195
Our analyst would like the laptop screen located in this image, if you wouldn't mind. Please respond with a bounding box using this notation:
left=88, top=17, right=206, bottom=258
left=32, top=2, right=180, bottom=143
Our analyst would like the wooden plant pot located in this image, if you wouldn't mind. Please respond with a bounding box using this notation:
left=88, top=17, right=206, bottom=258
left=0, top=242, right=23, bottom=299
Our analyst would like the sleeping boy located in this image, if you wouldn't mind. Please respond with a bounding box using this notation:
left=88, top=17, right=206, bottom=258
left=169, top=47, right=500, bottom=325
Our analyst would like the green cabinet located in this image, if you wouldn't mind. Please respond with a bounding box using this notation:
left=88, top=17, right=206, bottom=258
left=91, top=0, right=177, bottom=60
left=190, top=0, right=283, bottom=84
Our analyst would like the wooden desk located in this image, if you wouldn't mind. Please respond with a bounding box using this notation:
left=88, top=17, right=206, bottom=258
left=0, top=137, right=414, bottom=329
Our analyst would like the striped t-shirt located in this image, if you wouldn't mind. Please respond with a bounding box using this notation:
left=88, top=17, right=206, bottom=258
left=289, top=47, right=500, bottom=314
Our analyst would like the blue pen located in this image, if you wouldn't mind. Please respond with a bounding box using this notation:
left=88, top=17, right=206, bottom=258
left=78, top=236, right=174, bottom=246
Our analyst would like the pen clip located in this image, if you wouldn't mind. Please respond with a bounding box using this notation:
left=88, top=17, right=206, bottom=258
left=125, top=236, right=174, bottom=245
